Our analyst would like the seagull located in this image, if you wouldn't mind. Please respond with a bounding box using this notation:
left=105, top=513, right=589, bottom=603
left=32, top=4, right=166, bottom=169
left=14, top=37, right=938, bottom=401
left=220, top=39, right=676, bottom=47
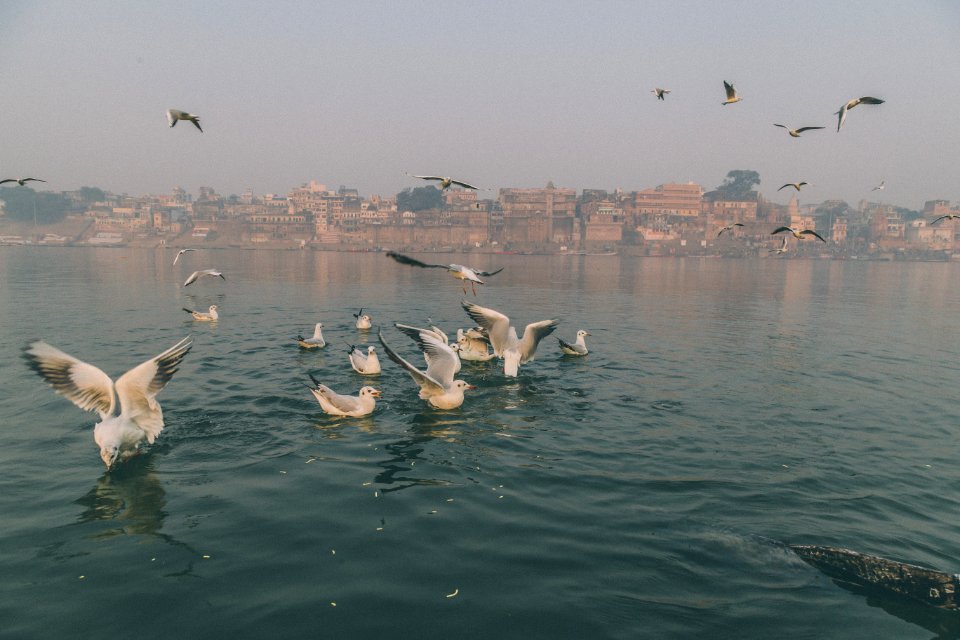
left=456, top=328, right=495, bottom=362
left=931, top=214, right=960, bottom=224
left=348, top=345, right=381, bottom=375
left=166, top=108, right=203, bottom=132
left=778, top=182, right=809, bottom=192
left=717, top=223, right=744, bottom=237
left=172, top=248, right=197, bottom=265
left=23, top=337, right=193, bottom=470
left=308, top=374, right=380, bottom=417
left=721, top=80, right=742, bottom=105
left=872, top=179, right=886, bottom=191
left=558, top=330, right=591, bottom=356
left=378, top=328, right=475, bottom=410
left=408, top=174, right=481, bottom=190
left=0, top=177, right=46, bottom=186
left=297, top=323, right=326, bottom=349
left=353, top=309, right=372, bottom=330
left=769, top=236, right=789, bottom=254
left=182, top=305, right=218, bottom=321
left=835, top=96, right=884, bottom=131
left=771, top=226, right=826, bottom=242
left=773, top=124, right=825, bottom=138
left=461, top=300, right=558, bottom=377
left=652, top=88, right=670, bottom=100
left=386, top=251, right=504, bottom=296
left=425, top=319, right=449, bottom=345
left=183, top=268, right=225, bottom=287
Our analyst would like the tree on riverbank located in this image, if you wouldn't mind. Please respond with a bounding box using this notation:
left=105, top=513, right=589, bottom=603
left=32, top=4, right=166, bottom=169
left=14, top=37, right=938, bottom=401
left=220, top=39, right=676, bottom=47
left=0, top=186, right=70, bottom=223
left=396, top=185, right=442, bottom=211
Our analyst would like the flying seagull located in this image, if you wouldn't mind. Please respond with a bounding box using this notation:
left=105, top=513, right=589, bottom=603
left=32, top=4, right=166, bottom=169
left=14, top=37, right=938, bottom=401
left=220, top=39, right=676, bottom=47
left=166, top=108, right=203, bottom=132
left=651, top=88, right=670, bottom=100
left=297, top=323, right=326, bottom=349
left=353, top=309, right=372, bottom=330
left=773, top=124, right=825, bottom=138
left=717, top=223, right=744, bottom=237
left=183, top=305, right=219, bottom=321
left=23, top=336, right=193, bottom=470
left=408, top=174, right=481, bottom=190
left=721, top=81, right=742, bottom=105
left=0, top=177, right=46, bottom=186
left=385, top=251, right=503, bottom=296
left=558, top=329, right=591, bottom=356
left=931, top=214, right=960, bottom=225
left=348, top=345, right=381, bottom=375
left=835, top=96, right=884, bottom=131
left=378, top=328, right=475, bottom=410
left=308, top=374, right=380, bottom=417
left=872, top=179, right=886, bottom=191
left=769, top=236, right=789, bottom=254
left=772, top=226, right=826, bottom=242
left=183, top=268, right=225, bottom=287
left=778, top=182, right=809, bottom=192
left=172, top=248, right=196, bottom=265
left=461, top=300, right=558, bottom=377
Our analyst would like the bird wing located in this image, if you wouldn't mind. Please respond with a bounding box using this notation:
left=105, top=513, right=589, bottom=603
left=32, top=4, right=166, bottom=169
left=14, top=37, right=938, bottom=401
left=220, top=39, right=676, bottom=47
left=348, top=347, right=366, bottom=372
left=461, top=300, right=511, bottom=356
left=0, top=179, right=15, bottom=185
left=800, top=230, right=827, bottom=242
left=795, top=126, right=825, bottom=133
left=717, top=227, right=728, bottom=237
left=474, top=266, right=504, bottom=277
left=836, top=104, right=848, bottom=131
left=378, top=330, right=444, bottom=394
left=519, top=319, right=559, bottom=362
left=419, top=333, right=460, bottom=386
left=23, top=341, right=116, bottom=418
left=385, top=251, right=448, bottom=269
left=557, top=337, right=577, bottom=352
left=114, top=337, right=192, bottom=443
left=166, top=110, right=177, bottom=126
left=190, top=118, right=203, bottom=133
left=771, top=227, right=792, bottom=236
left=932, top=216, right=948, bottom=224
left=723, top=81, right=736, bottom=99
left=412, top=175, right=444, bottom=182
left=449, top=180, right=480, bottom=190
left=773, top=124, right=788, bottom=129
left=858, top=97, right=885, bottom=105
left=777, top=184, right=792, bottom=192
left=22, top=178, right=44, bottom=183
left=313, top=383, right=361, bottom=414
left=183, top=271, right=199, bottom=287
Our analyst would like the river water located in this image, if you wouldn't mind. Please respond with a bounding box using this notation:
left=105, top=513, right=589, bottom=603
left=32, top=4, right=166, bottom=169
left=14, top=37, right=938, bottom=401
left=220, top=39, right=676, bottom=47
left=1, top=248, right=959, bottom=638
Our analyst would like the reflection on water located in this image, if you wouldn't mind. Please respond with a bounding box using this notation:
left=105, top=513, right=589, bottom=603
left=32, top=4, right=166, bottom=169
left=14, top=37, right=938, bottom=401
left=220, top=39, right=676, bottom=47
left=75, top=459, right=167, bottom=539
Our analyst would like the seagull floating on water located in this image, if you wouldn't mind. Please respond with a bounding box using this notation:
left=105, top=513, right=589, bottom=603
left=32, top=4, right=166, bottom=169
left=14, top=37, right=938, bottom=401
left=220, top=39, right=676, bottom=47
left=378, top=328, right=475, bottom=409
left=308, top=374, right=380, bottom=417
left=183, top=268, right=225, bottom=287
left=652, top=88, right=670, bottom=100
left=348, top=345, right=381, bottom=374
left=408, top=174, right=481, bottom=190
left=172, top=248, right=196, bottom=265
left=773, top=124, right=825, bottom=138
left=386, top=251, right=503, bottom=296
left=721, top=81, right=742, bottom=105
left=456, top=328, right=495, bottom=362
left=835, top=96, right=884, bottom=131
left=772, top=226, right=826, bottom=242
left=353, top=309, right=372, bottom=330
left=23, top=337, right=193, bottom=470
left=183, top=305, right=218, bottom=321
left=778, top=182, right=809, bottom=192
left=558, top=330, right=591, bottom=356
left=717, top=223, right=744, bottom=237
left=461, top=300, right=558, bottom=377
left=297, top=323, right=326, bottom=349
left=166, top=108, right=203, bottom=132
left=0, top=177, right=46, bottom=186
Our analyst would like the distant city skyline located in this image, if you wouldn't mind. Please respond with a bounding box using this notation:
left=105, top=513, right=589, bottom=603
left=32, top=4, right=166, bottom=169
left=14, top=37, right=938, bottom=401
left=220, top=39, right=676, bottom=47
left=2, top=1, right=958, bottom=209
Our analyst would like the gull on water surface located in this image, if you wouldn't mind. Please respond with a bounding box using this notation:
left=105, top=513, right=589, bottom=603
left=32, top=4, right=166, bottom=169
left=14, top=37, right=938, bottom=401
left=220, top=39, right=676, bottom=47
left=354, top=309, right=372, bottom=330
left=173, top=248, right=196, bottom=265
left=183, top=269, right=225, bottom=287
left=378, top=328, right=475, bottom=410
left=183, top=305, right=219, bottom=321
left=166, top=108, right=203, bottom=132
left=461, top=300, right=558, bottom=377
left=456, top=328, right=495, bottom=362
left=386, top=251, right=503, bottom=296
left=297, top=323, right=326, bottom=348
left=348, top=345, right=381, bottom=374
left=308, top=374, right=380, bottom=417
left=23, top=337, right=193, bottom=470
left=559, top=330, right=591, bottom=356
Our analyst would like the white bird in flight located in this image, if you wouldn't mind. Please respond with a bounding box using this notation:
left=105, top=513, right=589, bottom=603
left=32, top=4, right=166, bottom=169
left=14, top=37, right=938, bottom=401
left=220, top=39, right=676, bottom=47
left=717, top=223, right=744, bottom=237
left=348, top=345, right=381, bottom=375
left=558, top=329, right=591, bottom=356
left=354, top=308, right=372, bottom=330
left=297, top=323, right=326, bottom=349
left=769, top=236, right=789, bottom=254
left=721, top=81, right=742, bottom=105
left=386, top=251, right=504, bottom=296
left=773, top=124, right=825, bottom=138
left=172, top=248, right=196, bottom=265
left=835, top=96, right=884, bottom=131
left=0, top=177, right=46, bottom=186
left=408, top=174, right=481, bottom=190
left=166, top=108, right=203, bottom=132
left=778, top=182, right=809, bottom=192
left=461, top=300, right=558, bottom=377
left=183, top=269, right=225, bottom=287
left=23, top=337, right=193, bottom=470
left=652, top=88, right=670, bottom=100
left=772, top=226, right=826, bottom=242
left=183, top=305, right=219, bottom=321
left=308, top=375, right=380, bottom=417
left=378, top=328, right=475, bottom=410
left=872, top=179, right=886, bottom=191
left=931, top=214, right=960, bottom=225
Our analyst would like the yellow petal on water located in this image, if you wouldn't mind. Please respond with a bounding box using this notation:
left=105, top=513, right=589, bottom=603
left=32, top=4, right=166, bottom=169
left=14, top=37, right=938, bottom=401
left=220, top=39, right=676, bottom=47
left=376, top=527, right=384, bottom=531
left=446, top=588, right=459, bottom=598
left=202, top=555, right=211, bottom=559
left=331, top=602, right=337, bottom=607
left=446, top=498, right=454, bottom=502
left=78, top=575, right=86, bottom=580
left=498, top=496, right=504, bottom=499
left=429, top=510, right=437, bottom=514
left=280, top=471, right=287, bottom=475
left=151, top=558, right=156, bottom=562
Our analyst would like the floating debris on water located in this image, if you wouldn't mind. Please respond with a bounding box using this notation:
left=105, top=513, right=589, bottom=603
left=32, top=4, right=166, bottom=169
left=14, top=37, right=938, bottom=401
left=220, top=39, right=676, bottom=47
left=202, top=555, right=211, bottom=559
left=78, top=575, right=85, bottom=580
left=446, top=588, right=459, bottom=598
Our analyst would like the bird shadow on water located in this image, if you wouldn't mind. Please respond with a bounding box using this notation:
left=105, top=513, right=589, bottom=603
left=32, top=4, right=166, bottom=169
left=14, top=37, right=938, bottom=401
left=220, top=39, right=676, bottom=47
left=834, top=583, right=960, bottom=639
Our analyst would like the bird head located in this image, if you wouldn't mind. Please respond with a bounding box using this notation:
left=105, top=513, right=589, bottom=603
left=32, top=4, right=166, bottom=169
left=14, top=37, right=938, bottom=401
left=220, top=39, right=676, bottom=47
left=100, top=445, right=120, bottom=470
left=578, top=330, right=591, bottom=338
left=367, top=345, right=376, bottom=354
left=454, top=380, right=477, bottom=392
left=361, top=387, right=382, bottom=399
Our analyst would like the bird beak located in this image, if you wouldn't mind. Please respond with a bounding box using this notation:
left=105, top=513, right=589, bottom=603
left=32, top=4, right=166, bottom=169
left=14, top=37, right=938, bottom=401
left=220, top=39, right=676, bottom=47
left=585, top=332, right=593, bottom=336
left=371, top=390, right=382, bottom=398
left=467, top=385, right=478, bottom=390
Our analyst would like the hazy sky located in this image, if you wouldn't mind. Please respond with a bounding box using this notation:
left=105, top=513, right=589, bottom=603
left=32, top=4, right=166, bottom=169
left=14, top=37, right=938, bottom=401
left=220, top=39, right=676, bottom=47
left=1, top=1, right=958, bottom=209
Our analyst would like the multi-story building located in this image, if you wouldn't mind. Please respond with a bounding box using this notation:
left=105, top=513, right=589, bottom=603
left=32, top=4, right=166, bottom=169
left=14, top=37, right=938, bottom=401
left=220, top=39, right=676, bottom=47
left=498, top=182, right=577, bottom=247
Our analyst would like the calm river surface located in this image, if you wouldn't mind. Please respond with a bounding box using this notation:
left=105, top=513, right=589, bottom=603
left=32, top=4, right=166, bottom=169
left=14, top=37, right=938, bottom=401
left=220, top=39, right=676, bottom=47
left=2, top=248, right=960, bottom=638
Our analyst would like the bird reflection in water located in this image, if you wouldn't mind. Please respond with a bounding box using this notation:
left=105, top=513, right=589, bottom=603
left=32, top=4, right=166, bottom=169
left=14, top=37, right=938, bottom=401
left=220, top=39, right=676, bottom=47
left=371, top=413, right=471, bottom=495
